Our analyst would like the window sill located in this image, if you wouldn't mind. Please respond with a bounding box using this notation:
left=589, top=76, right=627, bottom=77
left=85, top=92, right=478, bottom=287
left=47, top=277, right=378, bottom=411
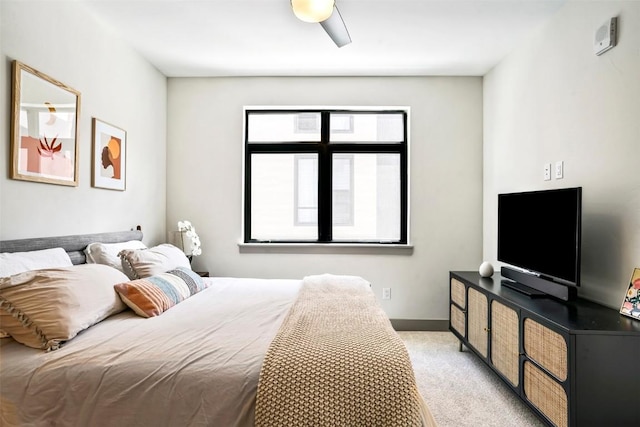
left=238, top=242, right=413, bottom=255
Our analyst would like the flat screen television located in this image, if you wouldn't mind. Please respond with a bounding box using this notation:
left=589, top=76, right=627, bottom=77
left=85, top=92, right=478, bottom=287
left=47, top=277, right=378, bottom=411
left=497, top=187, right=582, bottom=301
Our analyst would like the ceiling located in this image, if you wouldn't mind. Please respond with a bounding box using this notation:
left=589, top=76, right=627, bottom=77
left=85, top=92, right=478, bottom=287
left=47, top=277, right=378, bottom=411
left=80, top=0, right=566, bottom=77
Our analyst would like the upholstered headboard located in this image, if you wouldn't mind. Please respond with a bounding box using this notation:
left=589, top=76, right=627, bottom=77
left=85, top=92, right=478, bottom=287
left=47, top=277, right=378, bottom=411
left=0, top=228, right=143, bottom=265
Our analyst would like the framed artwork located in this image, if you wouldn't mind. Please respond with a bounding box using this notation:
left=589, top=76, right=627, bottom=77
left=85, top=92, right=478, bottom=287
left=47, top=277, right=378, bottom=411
left=92, top=118, right=127, bottom=191
left=10, top=61, right=81, bottom=186
left=620, top=268, right=640, bottom=320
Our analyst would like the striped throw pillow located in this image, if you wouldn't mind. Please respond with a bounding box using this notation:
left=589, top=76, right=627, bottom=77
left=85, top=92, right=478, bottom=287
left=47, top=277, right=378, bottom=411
left=114, top=267, right=206, bottom=317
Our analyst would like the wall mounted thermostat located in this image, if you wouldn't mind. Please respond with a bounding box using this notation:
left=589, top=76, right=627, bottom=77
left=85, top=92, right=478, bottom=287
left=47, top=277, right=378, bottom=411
left=594, top=17, right=617, bottom=56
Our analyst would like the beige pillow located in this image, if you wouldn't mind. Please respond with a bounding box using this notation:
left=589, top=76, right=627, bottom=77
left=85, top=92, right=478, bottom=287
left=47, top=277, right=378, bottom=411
left=118, top=244, right=191, bottom=279
left=0, top=264, right=128, bottom=350
left=0, top=247, right=75, bottom=338
left=84, top=240, right=147, bottom=272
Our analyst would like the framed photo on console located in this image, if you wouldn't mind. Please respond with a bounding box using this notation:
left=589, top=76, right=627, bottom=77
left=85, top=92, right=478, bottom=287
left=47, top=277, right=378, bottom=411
left=620, top=268, right=640, bottom=320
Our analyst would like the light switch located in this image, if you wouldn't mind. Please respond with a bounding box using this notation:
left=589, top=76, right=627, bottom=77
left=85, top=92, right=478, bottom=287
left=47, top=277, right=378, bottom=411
left=555, top=161, right=564, bottom=179
left=544, top=163, right=551, bottom=181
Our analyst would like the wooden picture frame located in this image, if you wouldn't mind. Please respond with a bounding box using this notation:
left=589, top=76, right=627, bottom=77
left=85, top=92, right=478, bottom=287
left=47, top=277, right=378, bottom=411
left=620, top=268, right=640, bottom=320
left=10, top=61, right=81, bottom=186
left=92, top=118, right=127, bottom=191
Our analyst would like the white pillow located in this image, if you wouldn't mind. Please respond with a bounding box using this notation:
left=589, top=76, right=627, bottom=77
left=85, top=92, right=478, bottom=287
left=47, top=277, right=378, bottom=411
left=0, top=247, right=73, bottom=278
left=118, top=244, right=191, bottom=279
left=84, top=240, right=147, bottom=272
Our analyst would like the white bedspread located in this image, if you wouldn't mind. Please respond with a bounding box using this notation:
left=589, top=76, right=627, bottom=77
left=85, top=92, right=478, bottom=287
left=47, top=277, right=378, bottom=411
left=0, top=277, right=301, bottom=427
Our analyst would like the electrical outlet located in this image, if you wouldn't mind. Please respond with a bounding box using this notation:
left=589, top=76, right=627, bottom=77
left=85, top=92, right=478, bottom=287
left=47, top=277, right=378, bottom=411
left=555, top=161, right=564, bottom=179
left=382, top=288, right=391, bottom=300
left=544, top=163, right=551, bottom=181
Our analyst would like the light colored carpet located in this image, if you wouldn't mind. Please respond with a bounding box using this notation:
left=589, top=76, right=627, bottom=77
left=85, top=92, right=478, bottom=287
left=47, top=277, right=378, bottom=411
left=398, top=331, right=545, bottom=427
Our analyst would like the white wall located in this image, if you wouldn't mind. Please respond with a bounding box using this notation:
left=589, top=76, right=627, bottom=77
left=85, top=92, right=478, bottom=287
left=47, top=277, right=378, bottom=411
left=484, top=1, right=640, bottom=308
left=0, top=1, right=167, bottom=244
left=167, top=77, right=483, bottom=320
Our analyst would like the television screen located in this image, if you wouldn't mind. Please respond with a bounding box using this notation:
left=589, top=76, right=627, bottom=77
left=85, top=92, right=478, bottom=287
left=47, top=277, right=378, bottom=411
left=498, top=187, right=582, bottom=286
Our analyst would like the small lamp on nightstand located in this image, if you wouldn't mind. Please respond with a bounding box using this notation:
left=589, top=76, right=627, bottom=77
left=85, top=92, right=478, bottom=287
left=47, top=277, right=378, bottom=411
left=171, top=220, right=202, bottom=263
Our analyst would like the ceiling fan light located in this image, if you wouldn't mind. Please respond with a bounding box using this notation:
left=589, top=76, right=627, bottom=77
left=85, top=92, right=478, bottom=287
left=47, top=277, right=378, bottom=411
left=291, top=0, right=335, bottom=23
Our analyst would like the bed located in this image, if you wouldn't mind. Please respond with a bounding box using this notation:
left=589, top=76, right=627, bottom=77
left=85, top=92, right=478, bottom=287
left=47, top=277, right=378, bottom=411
left=0, top=230, right=436, bottom=427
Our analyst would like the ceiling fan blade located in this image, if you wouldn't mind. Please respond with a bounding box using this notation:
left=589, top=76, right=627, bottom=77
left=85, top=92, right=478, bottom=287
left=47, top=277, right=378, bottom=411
left=320, top=5, right=351, bottom=47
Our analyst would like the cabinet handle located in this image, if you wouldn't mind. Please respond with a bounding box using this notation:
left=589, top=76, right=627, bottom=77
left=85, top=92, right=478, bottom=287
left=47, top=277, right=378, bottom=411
left=483, top=327, right=491, bottom=332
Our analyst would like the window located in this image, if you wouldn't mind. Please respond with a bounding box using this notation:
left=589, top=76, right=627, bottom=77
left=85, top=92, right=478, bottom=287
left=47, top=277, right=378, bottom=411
left=244, top=109, right=408, bottom=244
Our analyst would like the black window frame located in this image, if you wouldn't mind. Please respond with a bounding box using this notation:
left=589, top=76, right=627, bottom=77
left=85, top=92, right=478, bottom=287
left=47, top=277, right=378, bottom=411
left=244, top=108, right=408, bottom=244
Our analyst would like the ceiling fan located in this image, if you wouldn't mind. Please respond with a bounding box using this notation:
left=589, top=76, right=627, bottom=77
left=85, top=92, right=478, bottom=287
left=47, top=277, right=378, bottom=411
left=291, top=0, right=352, bottom=47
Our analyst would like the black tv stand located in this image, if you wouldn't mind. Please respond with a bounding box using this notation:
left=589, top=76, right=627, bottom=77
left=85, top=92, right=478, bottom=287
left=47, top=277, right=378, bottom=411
left=449, top=271, right=640, bottom=427
left=500, top=279, right=547, bottom=297
left=501, top=266, right=577, bottom=301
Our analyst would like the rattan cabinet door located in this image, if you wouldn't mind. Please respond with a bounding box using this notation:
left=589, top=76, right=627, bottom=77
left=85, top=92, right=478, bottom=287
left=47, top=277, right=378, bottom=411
left=523, top=318, right=568, bottom=381
left=524, top=361, right=568, bottom=427
left=450, top=278, right=466, bottom=309
left=450, top=278, right=467, bottom=337
left=450, top=304, right=465, bottom=336
left=467, top=288, right=488, bottom=358
left=490, top=300, right=519, bottom=387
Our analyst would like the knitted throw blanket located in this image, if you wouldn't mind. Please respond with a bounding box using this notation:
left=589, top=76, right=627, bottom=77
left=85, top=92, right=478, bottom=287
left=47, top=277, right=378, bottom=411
left=255, top=274, right=435, bottom=427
